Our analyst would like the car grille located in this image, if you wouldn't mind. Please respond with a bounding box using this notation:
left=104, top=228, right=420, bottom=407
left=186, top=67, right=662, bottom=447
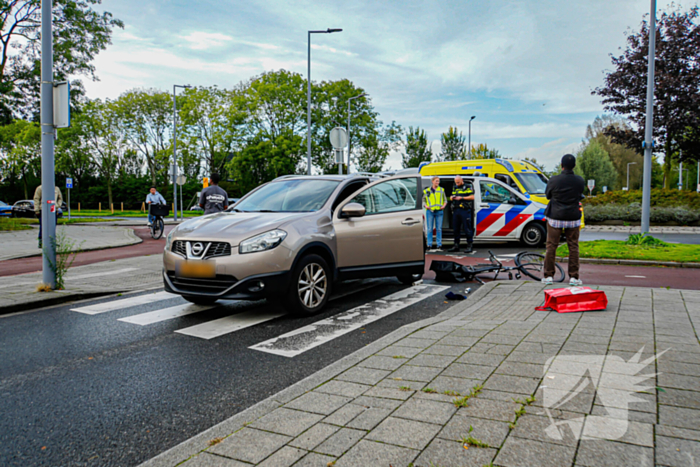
left=167, top=272, right=238, bottom=294
left=172, top=241, right=232, bottom=259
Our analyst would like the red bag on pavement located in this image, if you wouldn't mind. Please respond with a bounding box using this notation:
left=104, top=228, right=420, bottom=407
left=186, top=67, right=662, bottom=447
left=535, top=287, right=608, bottom=313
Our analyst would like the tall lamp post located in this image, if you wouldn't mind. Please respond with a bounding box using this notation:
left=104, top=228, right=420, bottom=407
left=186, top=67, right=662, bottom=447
left=347, top=92, right=367, bottom=174
left=641, top=0, right=657, bottom=233
left=468, top=115, right=476, bottom=158
left=626, top=162, right=637, bottom=190
left=172, top=84, right=191, bottom=221
left=307, top=28, right=342, bottom=175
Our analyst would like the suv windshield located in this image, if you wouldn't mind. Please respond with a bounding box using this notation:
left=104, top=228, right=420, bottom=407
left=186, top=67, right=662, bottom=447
left=235, top=179, right=340, bottom=212
left=514, top=173, right=548, bottom=194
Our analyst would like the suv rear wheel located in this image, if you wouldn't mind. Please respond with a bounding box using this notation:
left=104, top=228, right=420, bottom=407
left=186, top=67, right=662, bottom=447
left=286, top=254, right=332, bottom=315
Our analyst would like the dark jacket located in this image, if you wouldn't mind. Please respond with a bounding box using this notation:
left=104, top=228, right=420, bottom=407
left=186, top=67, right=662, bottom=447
left=544, top=169, right=585, bottom=221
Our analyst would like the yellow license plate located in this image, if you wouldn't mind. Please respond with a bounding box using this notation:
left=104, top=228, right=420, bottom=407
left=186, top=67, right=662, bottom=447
left=176, top=261, right=216, bottom=278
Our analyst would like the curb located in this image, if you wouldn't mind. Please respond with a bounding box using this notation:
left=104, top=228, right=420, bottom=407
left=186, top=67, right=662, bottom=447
left=137, top=282, right=499, bottom=467
left=556, top=256, right=700, bottom=269
left=0, top=291, right=114, bottom=316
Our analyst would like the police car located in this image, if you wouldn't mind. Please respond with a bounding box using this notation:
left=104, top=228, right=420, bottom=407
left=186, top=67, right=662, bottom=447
left=423, top=175, right=547, bottom=247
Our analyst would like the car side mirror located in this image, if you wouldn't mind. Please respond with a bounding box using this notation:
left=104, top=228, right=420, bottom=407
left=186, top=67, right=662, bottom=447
left=340, top=202, right=366, bottom=218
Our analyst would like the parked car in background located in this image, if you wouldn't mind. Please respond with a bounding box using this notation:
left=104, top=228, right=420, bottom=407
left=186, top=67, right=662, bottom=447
left=164, top=174, right=424, bottom=315
left=11, top=200, right=63, bottom=219
left=0, top=201, right=12, bottom=217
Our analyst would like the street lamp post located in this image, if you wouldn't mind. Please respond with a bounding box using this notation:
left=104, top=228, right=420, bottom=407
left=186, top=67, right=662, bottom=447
left=626, top=162, right=637, bottom=190
left=172, top=84, right=191, bottom=222
left=307, top=28, right=342, bottom=176
left=641, top=0, right=657, bottom=233
left=347, top=92, right=367, bottom=174
left=468, top=116, right=476, bottom=158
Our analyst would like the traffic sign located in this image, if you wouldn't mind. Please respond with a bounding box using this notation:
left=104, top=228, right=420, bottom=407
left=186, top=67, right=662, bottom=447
left=587, top=179, right=595, bottom=190
left=329, top=127, right=348, bottom=149
left=176, top=174, right=186, bottom=186
left=66, top=178, right=73, bottom=189
left=602, top=186, right=607, bottom=193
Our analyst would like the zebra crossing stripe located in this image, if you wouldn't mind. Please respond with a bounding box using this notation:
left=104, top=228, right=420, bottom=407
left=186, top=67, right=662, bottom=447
left=249, top=284, right=449, bottom=358
left=71, top=291, right=176, bottom=315
left=118, top=303, right=215, bottom=325
left=174, top=310, right=287, bottom=340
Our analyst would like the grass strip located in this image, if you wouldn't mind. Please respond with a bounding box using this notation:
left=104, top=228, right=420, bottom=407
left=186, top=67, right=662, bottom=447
left=557, top=239, right=700, bottom=263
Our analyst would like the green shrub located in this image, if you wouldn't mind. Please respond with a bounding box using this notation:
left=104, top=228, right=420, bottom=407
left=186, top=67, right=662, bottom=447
left=583, top=189, right=700, bottom=210
left=583, top=203, right=700, bottom=225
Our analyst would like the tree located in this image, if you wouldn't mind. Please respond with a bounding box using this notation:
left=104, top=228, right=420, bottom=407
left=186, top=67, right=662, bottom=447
left=575, top=140, right=617, bottom=194
left=401, top=126, right=431, bottom=168
left=0, top=119, right=40, bottom=198
left=243, top=70, right=307, bottom=140
left=440, top=126, right=466, bottom=161
left=0, top=0, right=123, bottom=121
left=593, top=6, right=700, bottom=187
left=584, top=116, right=644, bottom=190
left=469, top=143, right=501, bottom=159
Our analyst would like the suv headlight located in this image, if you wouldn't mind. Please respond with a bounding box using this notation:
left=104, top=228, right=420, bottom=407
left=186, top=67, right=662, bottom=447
left=165, top=228, right=176, bottom=251
left=239, top=229, right=287, bottom=254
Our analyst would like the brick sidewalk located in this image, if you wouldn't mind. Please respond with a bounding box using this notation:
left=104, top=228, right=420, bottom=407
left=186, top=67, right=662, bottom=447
left=142, top=282, right=700, bottom=467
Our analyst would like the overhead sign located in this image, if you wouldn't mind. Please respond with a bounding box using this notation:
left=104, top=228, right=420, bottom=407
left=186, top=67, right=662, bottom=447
left=53, top=81, right=71, bottom=128
left=66, top=178, right=73, bottom=189
left=329, top=127, right=348, bottom=149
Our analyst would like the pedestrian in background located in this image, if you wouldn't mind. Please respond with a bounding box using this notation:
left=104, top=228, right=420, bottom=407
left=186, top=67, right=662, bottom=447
left=199, top=173, right=228, bottom=214
left=423, top=176, right=447, bottom=250
left=145, top=187, right=166, bottom=226
left=448, top=175, right=475, bottom=253
left=543, top=154, right=585, bottom=286
left=33, top=184, right=63, bottom=249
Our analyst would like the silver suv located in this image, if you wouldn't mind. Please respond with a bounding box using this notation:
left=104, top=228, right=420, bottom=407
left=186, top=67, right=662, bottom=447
left=163, top=174, right=424, bottom=315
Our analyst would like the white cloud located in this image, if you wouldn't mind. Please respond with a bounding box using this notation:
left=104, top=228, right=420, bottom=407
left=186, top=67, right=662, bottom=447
left=180, top=32, right=233, bottom=50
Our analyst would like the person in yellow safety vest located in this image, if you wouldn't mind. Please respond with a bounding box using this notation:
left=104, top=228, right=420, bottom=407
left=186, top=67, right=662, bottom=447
left=423, top=176, right=447, bottom=250
left=449, top=175, right=475, bottom=253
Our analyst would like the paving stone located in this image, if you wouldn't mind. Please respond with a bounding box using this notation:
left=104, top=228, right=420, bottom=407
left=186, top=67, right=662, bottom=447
left=428, top=376, right=482, bottom=395
left=314, top=427, right=366, bottom=457
left=424, top=344, right=470, bottom=356
left=656, top=435, right=700, bottom=467
left=313, top=380, right=370, bottom=398
left=484, top=374, right=540, bottom=395
left=584, top=420, right=654, bottom=447
left=662, top=350, right=700, bottom=365
left=413, top=389, right=459, bottom=404
left=657, top=360, right=700, bottom=376
left=495, top=361, right=544, bottom=378
left=292, top=452, right=335, bottom=467
left=485, top=344, right=517, bottom=355
left=533, top=387, right=595, bottom=414
left=407, top=353, right=457, bottom=368
left=481, top=333, right=524, bottom=345
left=657, top=373, right=700, bottom=391
left=413, top=438, right=497, bottom=467
left=410, top=329, right=451, bottom=340
left=250, top=408, right=324, bottom=437
left=495, top=437, right=576, bottom=467
left=333, top=440, right=418, bottom=467
left=208, top=428, right=292, bottom=464
left=395, top=336, right=438, bottom=348
left=289, top=423, right=339, bottom=451
left=257, top=446, right=307, bottom=467
left=392, top=397, right=457, bottom=424
left=509, top=413, right=581, bottom=446
left=456, top=352, right=507, bottom=367
left=376, top=345, right=423, bottom=358
left=323, top=404, right=365, bottom=427
left=561, top=342, right=610, bottom=355
left=285, top=392, right=352, bottom=416
left=656, top=425, right=700, bottom=442
left=592, top=388, right=656, bottom=413
left=376, top=377, right=426, bottom=391
left=575, top=439, right=653, bottom=467
left=345, top=407, right=392, bottom=431
left=183, top=453, right=249, bottom=467
left=363, top=386, right=414, bottom=401
left=389, top=365, right=443, bottom=382
left=590, top=405, right=657, bottom=424
left=436, top=335, right=479, bottom=347
left=568, top=334, right=611, bottom=345
left=456, top=397, right=519, bottom=422
left=659, top=405, right=700, bottom=430
left=441, top=362, right=494, bottom=380
left=357, top=355, right=406, bottom=371
left=515, top=342, right=563, bottom=354
left=479, top=388, right=527, bottom=402
left=335, top=366, right=390, bottom=385
left=438, top=414, right=510, bottom=447
left=506, top=351, right=556, bottom=365
left=353, top=395, right=402, bottom=410
left=365, top=416, right=441, bottom=450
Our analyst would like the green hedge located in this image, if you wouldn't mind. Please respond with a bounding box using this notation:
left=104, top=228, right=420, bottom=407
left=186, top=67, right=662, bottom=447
left=583, top=203, right=700, bottom=224
left=583, top=189, right=700, bottom=210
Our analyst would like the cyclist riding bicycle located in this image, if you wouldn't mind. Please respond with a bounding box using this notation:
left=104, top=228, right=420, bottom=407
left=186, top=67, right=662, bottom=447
left=146, top=187, right=166, bottom=226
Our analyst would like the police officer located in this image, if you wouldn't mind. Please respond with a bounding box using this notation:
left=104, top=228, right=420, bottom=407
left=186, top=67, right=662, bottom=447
left=423, top=176, right=447, bottom=250
left=449, top=175, right=475, bottom=253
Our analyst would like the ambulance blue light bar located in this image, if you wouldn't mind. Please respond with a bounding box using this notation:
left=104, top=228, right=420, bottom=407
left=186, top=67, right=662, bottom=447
left=495, top=158, right=514, bottom=172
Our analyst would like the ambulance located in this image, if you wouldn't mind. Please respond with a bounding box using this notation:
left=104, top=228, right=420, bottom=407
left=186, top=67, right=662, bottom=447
left=418, top=159, right=576, bottom=247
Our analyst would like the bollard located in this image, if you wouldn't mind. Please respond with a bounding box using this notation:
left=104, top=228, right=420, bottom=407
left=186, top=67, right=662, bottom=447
left=121, top=202, right=123, bottom=212
left=111, top=203, right=114, bottom=214
left=99, top=202, right=101, bottom=212
left=141, top=202, right=145, bottom=213
left=78, top=203, right=81, bottom=212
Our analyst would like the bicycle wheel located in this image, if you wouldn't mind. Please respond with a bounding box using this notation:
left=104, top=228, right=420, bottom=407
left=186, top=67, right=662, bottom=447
left=515, top=252, right=565, bottom=282
left=152, top=218, right=164, bottom=240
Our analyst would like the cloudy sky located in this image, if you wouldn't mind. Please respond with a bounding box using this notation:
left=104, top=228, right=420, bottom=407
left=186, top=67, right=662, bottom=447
left=83, top=0, right=680, bottom=171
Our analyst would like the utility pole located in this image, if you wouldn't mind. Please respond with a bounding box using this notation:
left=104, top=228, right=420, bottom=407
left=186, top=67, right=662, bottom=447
left=641, top=0, right=656, bottom=233
left=40, top=0, right=56, bottom=288
left=172, top=84, right=190, bottom=221
left=468, top=116, right=476, bottom=158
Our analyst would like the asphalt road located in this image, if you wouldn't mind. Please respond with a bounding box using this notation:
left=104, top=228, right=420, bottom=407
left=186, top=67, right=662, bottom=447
left=0, top=277, right=474, bottom=467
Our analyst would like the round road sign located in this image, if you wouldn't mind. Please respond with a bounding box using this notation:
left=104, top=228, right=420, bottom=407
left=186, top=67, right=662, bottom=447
left=329, top=127, right=348, bottom=149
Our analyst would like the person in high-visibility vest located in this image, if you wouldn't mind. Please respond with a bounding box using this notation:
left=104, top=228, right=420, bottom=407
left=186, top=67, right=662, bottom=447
left=423, top=176, right=447, bottom=250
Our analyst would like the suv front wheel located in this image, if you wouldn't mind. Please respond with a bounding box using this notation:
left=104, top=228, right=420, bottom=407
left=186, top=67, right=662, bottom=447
left=286, top=254, right=332, bottom=315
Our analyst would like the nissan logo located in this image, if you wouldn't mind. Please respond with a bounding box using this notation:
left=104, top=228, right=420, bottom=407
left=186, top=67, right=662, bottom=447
left=191, top=242, right=204, bottom=256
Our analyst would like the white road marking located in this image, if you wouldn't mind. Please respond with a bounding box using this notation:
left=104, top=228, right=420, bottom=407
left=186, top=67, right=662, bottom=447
left=0, top=267, right=140, bottom=290
left=175, top=310, right=286, bottom=340
left=624, top=275, right=647, bottom=279
left=118, top=303, right=214, bottom=325
left=250, top=284, right=449, bottom=358
left=71, top=291, right=176, bottom=315
left=497, top=253, right=520, bottom=257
